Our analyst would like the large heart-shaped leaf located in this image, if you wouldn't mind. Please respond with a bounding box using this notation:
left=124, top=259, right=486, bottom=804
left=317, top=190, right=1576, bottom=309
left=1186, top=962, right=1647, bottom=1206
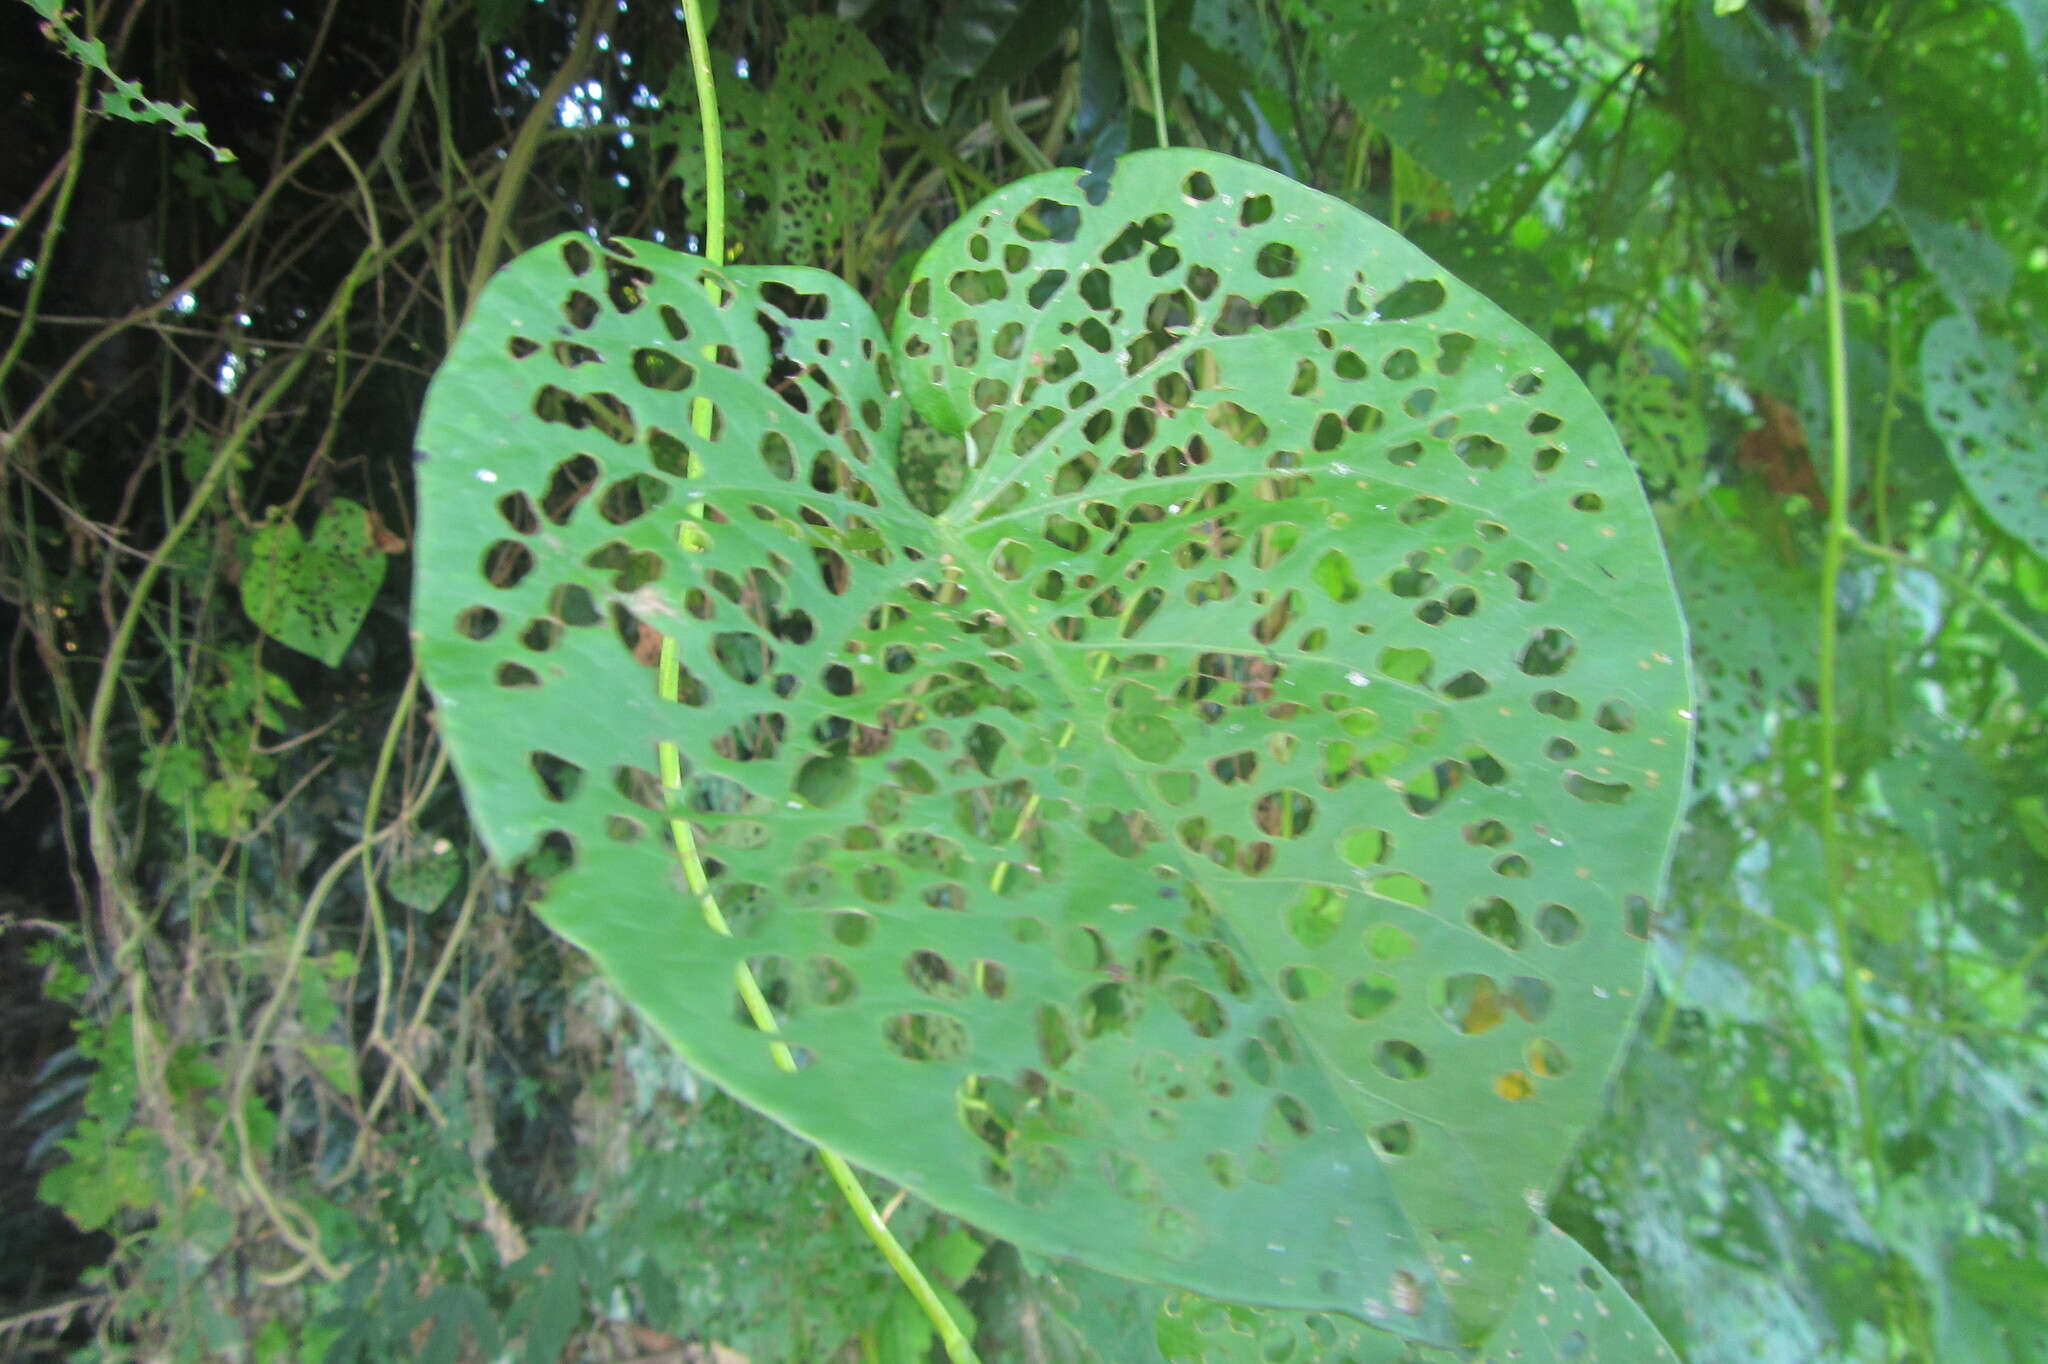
left=413, top=150, right=1691, bottom=1342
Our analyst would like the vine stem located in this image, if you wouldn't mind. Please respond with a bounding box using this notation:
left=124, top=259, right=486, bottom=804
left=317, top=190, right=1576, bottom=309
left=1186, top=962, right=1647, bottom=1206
left=1144, top=0, right=1169, bottom=148
left=0, top=36, right=90, bottom=398
left=1809, top=69, right=1883, bottom=1186
left=465, top=0, right=606, bottom=315
left=679, top=0, right=724, bottom=264
left=669, top=3, right=981, bottom=1360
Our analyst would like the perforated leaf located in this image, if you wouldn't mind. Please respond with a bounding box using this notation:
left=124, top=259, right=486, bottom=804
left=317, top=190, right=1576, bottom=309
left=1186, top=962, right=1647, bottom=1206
left=1920, top=315, right=2048, bottom=559
left=1588, top=351, right=1709, bottom=501
left=1669, top=512, right=1815, bottom=795
left=1294, top=0, right=1583, bottom=205
left=658, top=16, right=891, bottom=267
left=413, top=150, right=1691, bottom=1340
left=239, top=497, right=387, bottom=667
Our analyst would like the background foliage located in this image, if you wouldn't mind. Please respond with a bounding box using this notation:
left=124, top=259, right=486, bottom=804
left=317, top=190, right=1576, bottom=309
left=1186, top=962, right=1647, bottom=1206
left=1, top=0, right=2043, bottom=1360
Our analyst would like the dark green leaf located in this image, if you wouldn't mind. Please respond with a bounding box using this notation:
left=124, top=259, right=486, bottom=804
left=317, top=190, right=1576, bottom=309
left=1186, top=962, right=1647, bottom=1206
left=1300, top=0, right=1584, bottom=205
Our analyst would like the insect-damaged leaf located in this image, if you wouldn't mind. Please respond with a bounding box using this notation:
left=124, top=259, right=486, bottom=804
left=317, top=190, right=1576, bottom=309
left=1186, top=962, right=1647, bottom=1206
left=413, top=150, right=1691, bottom=1343
left=240, top=497, right=387, bottom=667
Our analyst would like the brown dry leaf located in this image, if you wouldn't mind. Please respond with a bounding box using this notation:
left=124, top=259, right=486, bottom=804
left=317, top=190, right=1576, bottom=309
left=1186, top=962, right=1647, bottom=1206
left=365, top=506, right=408, bottom=554
left=1738, top=390, right=1829, bottom=513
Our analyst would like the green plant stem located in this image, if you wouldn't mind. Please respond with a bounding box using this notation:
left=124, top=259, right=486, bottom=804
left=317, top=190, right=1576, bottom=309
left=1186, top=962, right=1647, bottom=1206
left=819, top=1149, right=981, bottom=1362
left=216, top=664, right=424, bottom=1284
left=3, top=14, right=465, bottom=450
left=1809, top=70, right=1883, bottom=1187
left=679, top=0, right=725, bottom=263
left=464, top=0, right=606, bottom=313
left=0, top=52, right=91, bottom=401
left=1503, top=56, right=1641, bottom=236
left=666, top=3, right=980, bottom=1358
left=993, top=90, right=1054, bottom=174
left=1848, top=532, right=2048, bottom=662
left=1144, top=0, right=1169, bottom=148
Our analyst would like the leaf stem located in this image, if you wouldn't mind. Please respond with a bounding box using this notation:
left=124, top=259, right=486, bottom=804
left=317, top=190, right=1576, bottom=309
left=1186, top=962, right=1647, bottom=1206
left=1809, top=69, right=1883, bottom=1186
left=464, top=0, right=605, bottom=315
left=654, top=722, right=983, bottom=1364
left=993, top=90, right=1054, bottom=174
left=1848, top=532, right=2048, bottom=662
left=665, top=6, right=977, bottom=1359
left=1144, top=0, right=1169, bottom=148
left=679, top=0, right=725, bottom=263
left=0, top=49, right=89, bottom=398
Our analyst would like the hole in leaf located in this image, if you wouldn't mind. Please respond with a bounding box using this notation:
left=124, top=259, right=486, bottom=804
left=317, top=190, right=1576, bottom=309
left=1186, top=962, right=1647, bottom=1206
left=1166, top=980, right=1225, bottom=1038
left=1537, top=903, right=1581, bottom=946
left=906, top=949, right=967, bottom=1001
left=1509, top=976, right=1554, bottom=1023
left=1517, top=627, right=1578, bottom=676
left=482, top=540, right=535, bottom=588
left=631, top=347, right=694, bottom=391
left=1471, top=897, right=1524, bottom=949
left=1440, top=972, right=1507, bottom=1034
left=1373, top=1040, right=1428, bottom=1080
left=1255, top=242, right=1300, bottom=278
left=563, top=290, right=599, bottom=329
left=807, top=956, right=857, bottom=1006
left=497, top=491, right=539, bottom=532
left=597, top=474, right=669, bottom=525
left=1375, top=278, right=1446, bottom=320
left=1371, top=1121, right=1413, bottom=1155
left=529, top=751, right=582, bottom=801
left=541, top=454, right=601, bottom=524
left=1565, top=772, right=1633, bottom=805
left=883, top=1012, right=967, bottom=1063
left=1596, top=700, right=1635, bottom=732
left=1036, top=1004, right=1076, bottom=1068
left=456, top=606, right=499, bottom=640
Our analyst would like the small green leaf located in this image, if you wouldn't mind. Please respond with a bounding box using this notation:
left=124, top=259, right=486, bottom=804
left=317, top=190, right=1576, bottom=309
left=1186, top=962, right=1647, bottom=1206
left=921, top=1224, right=989, bottom=1285
left=300, top=1042, right=360, bottom=1100
left=142, top=741, right=209, bottom=803
left=388, top=842, right=465, bottom=913
left=240, top=498, right=387, bottom=666
left=1898, top=207, right=2015, bottom=310
left=199, top=773, right=261, bottom=837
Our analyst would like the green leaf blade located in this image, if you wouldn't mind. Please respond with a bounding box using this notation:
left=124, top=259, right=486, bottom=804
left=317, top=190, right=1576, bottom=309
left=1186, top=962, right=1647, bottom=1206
left=239, top=497, right=387, bottom=666
left=1920, top=315, right=2048, bottom=559
left=415, top=151, right=1692, bottom=1344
